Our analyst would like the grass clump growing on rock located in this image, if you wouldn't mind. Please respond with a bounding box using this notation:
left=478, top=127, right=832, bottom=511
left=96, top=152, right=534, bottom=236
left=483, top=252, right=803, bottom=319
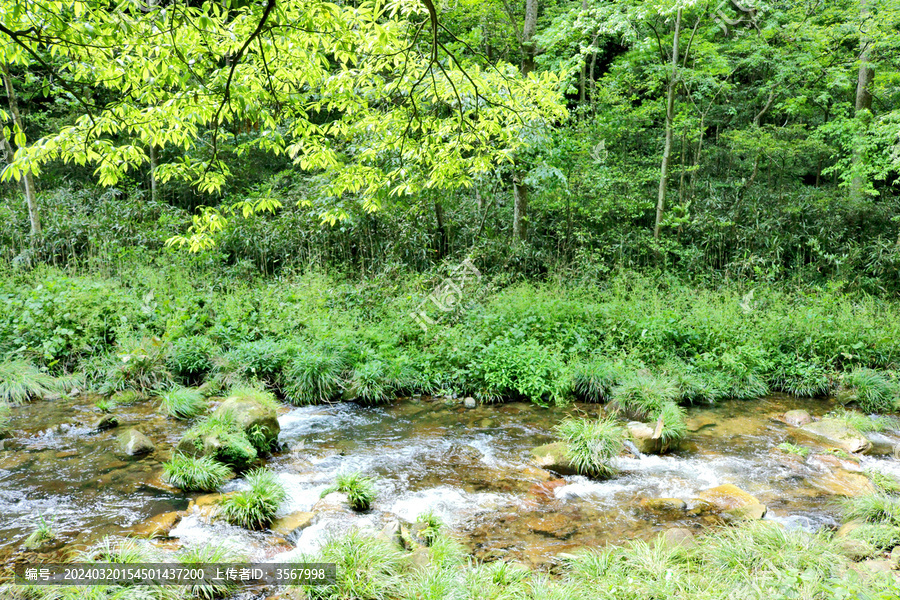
left=177, top=542, right=247, bottom=599
left=827, top=408, right=900, bottom=433
left=23, top=517, right=55, bottom=550
left=281, top=349, right=347, bottom=405
left=220, top=467, right=286, bottom=529
left=162, top=454, right=232, bottom=492
left=777, top=442, right=811, bottom=458
left=556, top=416, right=624, bottom=478
left=838, top=368, right=898, bottom=413
left=865, top=469, right=900, bottom=494
left=652, top=402, right=687, bottom=449
left=159, top=387, right=207, bottom=419
left=0, top=360, right=78, bottom=405
left=322, top=472, right=377, bottom=511
left=182, top=413, right=258, bottom=470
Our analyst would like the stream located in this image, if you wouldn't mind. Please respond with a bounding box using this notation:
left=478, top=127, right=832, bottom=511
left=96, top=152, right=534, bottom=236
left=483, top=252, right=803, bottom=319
left=2, top=393, right=900, bottom=584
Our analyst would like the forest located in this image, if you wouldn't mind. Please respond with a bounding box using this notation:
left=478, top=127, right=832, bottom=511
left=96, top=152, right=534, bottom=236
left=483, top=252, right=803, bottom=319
left=1, top=0, right=900, bottom=598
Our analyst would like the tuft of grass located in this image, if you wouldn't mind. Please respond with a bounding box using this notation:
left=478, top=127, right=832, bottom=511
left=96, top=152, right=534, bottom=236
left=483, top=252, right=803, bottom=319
left=652, top=401, right=687, bottom=449
left=220, top=467, right=286, bottom=529
left=162, top=454, right=232, bottom=492
left=842, top=493, right=900, bottom=527
left=348, top=360, right=390, bottom=404
left=0, top=360, right=79, bottom=405
left=159, top=387, right=207, bottom=419
left=227, top=384, right=280, bottom=409
left=98, top=337, right=173, bottom=394
left=321, top=471, right=377, bottom=511
left=0, top=401, right=10, bottom=434
left=839, top=368, right=898, bottom=414
left=280, top=349, right=347, bottom=405
left=777, top=442, right=811, bottom=458
left=219, top=339, right=298, bottom=384
left=865, top=469, right=900, bottom=495
left=309, top=529, right=403, bottom=600
left=79, top=537, right=160, bottom=563
left=416, top=511, right=444, bottom=547
left=610, top=372, right=678, bottom=420
left=827, top=408, right=900, bottom=433
left=846, top=523, right=900, bottom=552
left=177, top=542, right=246, bottom=600
left=23, top=517, right=55, bottom=550
left=770, top=358, right=831, bottom=397
left=570, top=358, right=620, bottom=403
left=556, top=416, right=624, bottom=479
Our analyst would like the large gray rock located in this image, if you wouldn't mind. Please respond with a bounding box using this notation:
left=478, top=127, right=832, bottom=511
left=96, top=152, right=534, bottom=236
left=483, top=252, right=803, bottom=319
left=794, top=419, right=872, bottom=454
left=782, top=410, right=812, bottom=427
left=627, top=421, right=664, bottom=454
left=213, top=396, right=280, bottom=451
left=530, top=442, right=577, bottom=475
left=117, top=429, right=155, bottom=457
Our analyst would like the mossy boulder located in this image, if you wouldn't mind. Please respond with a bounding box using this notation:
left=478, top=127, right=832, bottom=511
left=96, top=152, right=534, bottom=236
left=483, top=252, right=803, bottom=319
left=530, top=442, right=578, bottom=475
left=694, top=484, right=766, bottom=520
left=794, top=419, right=872, bottom=454
left=176, top=425, right=258, bottom=471
left=213, top=396, right=280, bottom=452
left=117, top=428, right=155, bottom=457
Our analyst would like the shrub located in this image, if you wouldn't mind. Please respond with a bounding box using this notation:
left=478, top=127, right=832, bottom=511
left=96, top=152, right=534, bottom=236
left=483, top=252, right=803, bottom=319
left=770, top=357, right=831, bottom=397
left=556, top=416, right=624, bottom=479
left=220, top=467, right=286, bottom=529
left=159, top=387, right=207, bottom=419
left=322, top=472, right=377, bottom=511
left=280, top=349, right=347, bottom=405
left=842, top=493, right=900, bottom=527
left=610, top=372, right=678, bottom=420
left=98, top=337, right=173, bottom=394
left=220, top=338, right=298, bottom=384
left=167, top=335, right=218, bottom=382
left=162, top=454, right=232, bottom=491
left=570, top=357, right=620, bottom=402
left=470, top=339, right=565, bottom=405
left=838, top=368, right=898, bottom=413
left=0, top=360, right=79, bottom=405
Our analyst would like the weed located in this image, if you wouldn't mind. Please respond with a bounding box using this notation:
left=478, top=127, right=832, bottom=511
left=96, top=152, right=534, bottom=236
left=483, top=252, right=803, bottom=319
left=176, top=542, right=246, bottom=599
left=307, top=529, right=402, bottom=600
left=220, top=338, right=298, bottom=384
left=347, top=361, right=390, bottom=404
left=321, top=472, right=377, bottom=511
left=99, top=337, right=173, bottom=394
left=777, top=442, right=811, bottom=458
left=0, top=360, right=79, bottom=405
left=23, top=517, right=55, bottom=550
left=281, top=349, right=347, bottom=405
left=158, top=387, right=207, bottom=419
left=556, top=416, right=624, bottom=479
left=866, top=469, right=900, bottom=494
left=162, top=454, right=232, bottom=492
left=220, top=467, right=286, bottom=529
left=847, top=523, right=900, bottom=552
left=842, top=493, right=900, bottom=526
left=770, top=357, right=831, bottom=397
left=416, top=511, right=444, bottom=547
left=167, top=335, right=218, bottom=383
left=827, top=408, right=900, bottom=433
left=570, top=357, right=620, bottom=402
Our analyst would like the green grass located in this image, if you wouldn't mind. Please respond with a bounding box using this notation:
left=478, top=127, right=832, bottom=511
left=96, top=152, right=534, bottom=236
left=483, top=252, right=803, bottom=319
left=866, top=469, right=900, bottom=494
left=321, top=472, right=377, bottom=511
left=162, top=454, right=233, bottom=491
left=777, top=442, right=811, bottom=458
left=610, top=372, right=678, bottom=420
left=652, top=401, right=687, bottom=448
left=158, top=386, right=207, bottom=419
left=220, top=467, right=286, bottom=529
left=305, top=529, right=403, bottom=600
left=347, top=361, right=390, bottom=404
left=23, top=517, right=55, bottom=550
left=839, top=368, right=898, bottom=413
left=846, top=523, right=900, bottom=552
left=183, top=413, right=258, bottom=470
left=96, top=336, right=173, bottom=394
left=176, top=542, right=246, bottom=600
left=667, top=364, right=726, bottom=405
left=219, top=339, right=298, bottom=384
left=842, top=493, right=900, bottom=526
left=570, top=357, right=620, bottom=402
left=167, top=335, right=218, bottom=383
left=227, top=384, right=280, bottom=409
left=827, top=408, right=900, bottom=433
left=556, top=416, right=624, bottom=479
left=770, top=358, right=832, bottom=397
left=281, top=349, right=347, bottom=405
left=0, top=360, right=79, bottom=405
left=79, top=536, right=160, bottom=563
left=416, top=511, right=444, bottom=547
left=0, top=401, right=10, bottom=434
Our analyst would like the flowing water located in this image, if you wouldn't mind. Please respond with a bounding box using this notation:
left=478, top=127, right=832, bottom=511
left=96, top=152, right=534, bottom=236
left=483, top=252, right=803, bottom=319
left=2, top=393, right=900, bottom=583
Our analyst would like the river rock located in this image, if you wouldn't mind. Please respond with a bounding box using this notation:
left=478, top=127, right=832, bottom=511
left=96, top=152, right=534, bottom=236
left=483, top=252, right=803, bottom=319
left=131, top=511, right=183, bottom=538
left=808, top=469, right=874, bottom=497
left=528, top=478, right=567, bottom=501
left=407, top=546, right=432, bottom=570
left=836, top=519, right=864, bottom=538
left=94, top=415, right=119, bottom=431
left=213, top=396, right=280, bottom=451
left=639, top=498, right=687, bottom=513
left=312, top=492, right=353, bottom=518
left=863, top=432, right=899, bottom=456
left=117, top=429, right=155, bottom=457
left=523, top=512, right=578, bottom=539
left=722, top=503, right=767, bottom=521
left=794, top=419, right=872, bottom=454
left=626, top=421, right=666, bottom=454
left=464, top=397, right=477, bottom=409
left=782, top=410, right=812, bottom=427
left=271, top=511, right=315, bottom=537
left=838, top=537, right=874, bottom=561
left=176, top=427, right=258, bottom=470
left=695, top=484, right=763, bottom=514
left=530, top=442, right=577, bottom=475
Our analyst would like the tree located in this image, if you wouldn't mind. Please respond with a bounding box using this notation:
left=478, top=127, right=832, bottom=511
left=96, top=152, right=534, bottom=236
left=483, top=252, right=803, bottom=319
left=1, top=63, right=39, bottom=241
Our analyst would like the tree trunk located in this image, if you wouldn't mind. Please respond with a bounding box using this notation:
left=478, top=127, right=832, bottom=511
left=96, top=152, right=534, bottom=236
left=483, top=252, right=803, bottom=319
left=434, top=200, right=447, bottom=260
left=149, top=144, right=159, bottom=203
left=512, top=176, right=528, bottom=241
left=851, top=0, right=874, bottom=197
left=521, top=0, right=538, bottom=75
left=654, top=8, right=681, bottom=240
left=2, top=63, right=40, bottom=241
